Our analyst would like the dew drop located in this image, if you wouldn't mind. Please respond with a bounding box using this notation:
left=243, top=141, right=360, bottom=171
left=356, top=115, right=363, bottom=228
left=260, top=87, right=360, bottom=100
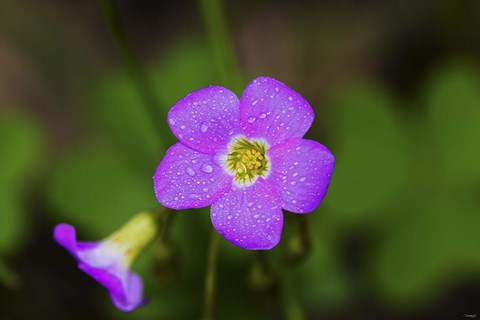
left=288, top=96, right=293, bottom=101
left=274, top=87, right=280, bottom=93
left=291, top=199, right=297, bottom=204
left=259, top=112, right=267, bottom=119
left=247, top=202, right=254, bottom=207
left=202, top=187, right=208, bottom=192
left=189, top=194, right=200, bottom=199
left=180, top=125, right=186, bottom=130
left=200, top=123, right=208, bottom=133
left=252, top=100, right=258, bottom=106
left=299, top=177, right=306, bottom=182
left=247, top=116, right=256, bottom=123
left=186, top=167, right=195, bottom=176
left=253, top=214, right=260, bottom=219
left=290, top=181, right=296, bottom=185
left=201, top=164, right=213, bottom=173
left=168, top=118, right=176, bottom=125
left=228, top=128, right=234, bottom=135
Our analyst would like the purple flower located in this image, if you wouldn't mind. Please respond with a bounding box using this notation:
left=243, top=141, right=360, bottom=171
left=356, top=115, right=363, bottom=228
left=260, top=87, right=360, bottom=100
left=154, top=77, right=334, bottom=250
left=53, top=212, right=158, bottom=312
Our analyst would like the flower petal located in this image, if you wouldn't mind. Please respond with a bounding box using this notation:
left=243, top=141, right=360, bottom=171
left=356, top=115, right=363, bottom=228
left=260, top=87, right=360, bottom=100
left=54, top=224, right=99, bottom=259
left=154, top=142, right=233, bottom=209
left=168, top=86, right=241, bottom=154
left=79, top=264, right=143, bottom=312
left=239, top=77, right=314, bottom=147
left=267, top=138, right=334, bottom=213
left=210, top=179, right=283, bottom=250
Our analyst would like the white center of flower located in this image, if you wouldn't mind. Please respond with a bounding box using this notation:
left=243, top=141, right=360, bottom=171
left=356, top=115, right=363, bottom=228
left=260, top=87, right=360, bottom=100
left=225, top=136, right=270, bottom=186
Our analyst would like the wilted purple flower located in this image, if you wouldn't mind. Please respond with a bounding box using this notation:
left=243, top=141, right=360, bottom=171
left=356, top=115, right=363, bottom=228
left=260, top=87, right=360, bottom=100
left=53, top=212, right=158, bottom=312
left=154, top=77, right=334, bottom=250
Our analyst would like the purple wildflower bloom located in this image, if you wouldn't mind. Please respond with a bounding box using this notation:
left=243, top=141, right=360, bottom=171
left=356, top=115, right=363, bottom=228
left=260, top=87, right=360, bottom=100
left=154, top=77, right=334, bottom=250
left=53, top=212, right=157, bottom=312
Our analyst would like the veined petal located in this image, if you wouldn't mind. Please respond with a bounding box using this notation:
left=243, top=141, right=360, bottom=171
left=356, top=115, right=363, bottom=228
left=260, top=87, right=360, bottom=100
left=239, top=77, right=314, bottom=147
left=210, top=179, right=283, bottom=250
left=153, top=142, right=232, bottom=209
left=168, top=86, right=241, bottom=154
left=267, top=138, right=334, bottom=213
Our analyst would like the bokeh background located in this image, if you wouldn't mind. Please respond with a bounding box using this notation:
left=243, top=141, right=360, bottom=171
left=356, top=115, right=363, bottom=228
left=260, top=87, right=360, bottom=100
left=1, top=0, right=480, bottom=319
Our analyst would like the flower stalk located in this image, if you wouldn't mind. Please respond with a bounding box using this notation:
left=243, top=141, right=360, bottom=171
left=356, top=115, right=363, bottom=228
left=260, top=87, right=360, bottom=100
left=203, top=227, right=219, bottom=320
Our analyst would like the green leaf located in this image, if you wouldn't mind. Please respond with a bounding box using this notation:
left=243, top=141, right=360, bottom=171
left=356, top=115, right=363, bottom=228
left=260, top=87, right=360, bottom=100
left=426, top=62, right=480, bottom=183
left=324, top=85, right=409, bottom=222
left=373, top=199, right=480, bottom=304
left=47, top=142, right=156, bottom=237
left=0, top=112, right=45, bottom=253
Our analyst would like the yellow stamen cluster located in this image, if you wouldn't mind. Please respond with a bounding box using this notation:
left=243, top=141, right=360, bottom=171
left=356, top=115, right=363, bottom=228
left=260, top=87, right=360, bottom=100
left=226, top=137, right=269, bottom=185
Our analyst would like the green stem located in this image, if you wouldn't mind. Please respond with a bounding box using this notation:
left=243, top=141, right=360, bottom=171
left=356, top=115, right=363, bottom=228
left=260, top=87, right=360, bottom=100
left=281, top=270, right=306, bottom=320
left=198, top=0, right=243, bottom=92
left=203, top=228, right=219, bottom=320
left=99, top=0, right=168, bottom=143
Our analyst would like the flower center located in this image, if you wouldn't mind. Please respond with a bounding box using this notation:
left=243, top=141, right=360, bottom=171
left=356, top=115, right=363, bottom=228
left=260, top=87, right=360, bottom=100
left=226, top=136, right=269, bottom=185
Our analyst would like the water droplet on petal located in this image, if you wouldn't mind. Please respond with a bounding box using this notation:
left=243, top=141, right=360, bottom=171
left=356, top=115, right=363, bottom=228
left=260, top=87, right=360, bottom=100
left=200, top=123, right=208, bottom=133
left=291, top=199, right=297, bottom=204
left=288, top=96, right=293, bottom=101
left=259, top=112, right=267, bottom=119
left=299, top=177, right=306, bottom=182
left=247, top=116, right=256, bottom=123
left=201, top=164, right=213, bottom=173
left=180, top=125, right=186, bottom=130
left=274, top=87, right=280, bottom=93
left=247, top=202, right=254, bottom=207
left=186, top=167, right=195, bottom=176
left=252, top=100, right=258, bottom=106
left=189, top=194, right=200, bottom=199
left=169, top=118, right=176, bottom=125
left=228, top=128, right=234, bottom=135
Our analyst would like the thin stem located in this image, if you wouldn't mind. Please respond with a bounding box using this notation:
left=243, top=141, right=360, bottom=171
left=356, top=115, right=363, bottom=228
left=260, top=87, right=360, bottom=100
left=203, top=228, right=219, bottom=320
left=281, top=270, right=306, bottom=320
left=99, top=0, right=169, bottom=143
left=198, top=0, right=243, bottom=92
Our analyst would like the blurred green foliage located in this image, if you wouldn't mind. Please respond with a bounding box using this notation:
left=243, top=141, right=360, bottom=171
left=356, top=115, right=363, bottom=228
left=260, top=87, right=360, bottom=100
left=0, top=112, right=46, bottom=253
left=1, top=1, right=480, bottom=318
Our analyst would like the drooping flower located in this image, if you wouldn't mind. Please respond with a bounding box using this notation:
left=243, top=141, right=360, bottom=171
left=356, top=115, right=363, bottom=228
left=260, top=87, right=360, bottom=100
left=153, top=77, right=334, bottom=250
left=53, top=211, right=158, bottom=312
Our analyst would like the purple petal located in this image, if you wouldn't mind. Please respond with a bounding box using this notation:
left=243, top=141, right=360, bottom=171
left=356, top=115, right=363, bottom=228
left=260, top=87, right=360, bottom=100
left=54, top=224, right=99, bottom=259
left=79, top=264, right=144, bottom=312
left=267, top=138, right=334, bottom=213
left=210, top=179, right=283, bottom=250
left=239, top=77, right=314, bottom=147
left=168, top=86, right=241, bottom=154
left=154, top=142, right=233, bottom=210
left=54, top=224, right=79, bottom=258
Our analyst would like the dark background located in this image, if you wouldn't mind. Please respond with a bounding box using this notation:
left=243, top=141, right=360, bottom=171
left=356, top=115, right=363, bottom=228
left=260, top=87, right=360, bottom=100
left=1, top=0, right=480, bottom=319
